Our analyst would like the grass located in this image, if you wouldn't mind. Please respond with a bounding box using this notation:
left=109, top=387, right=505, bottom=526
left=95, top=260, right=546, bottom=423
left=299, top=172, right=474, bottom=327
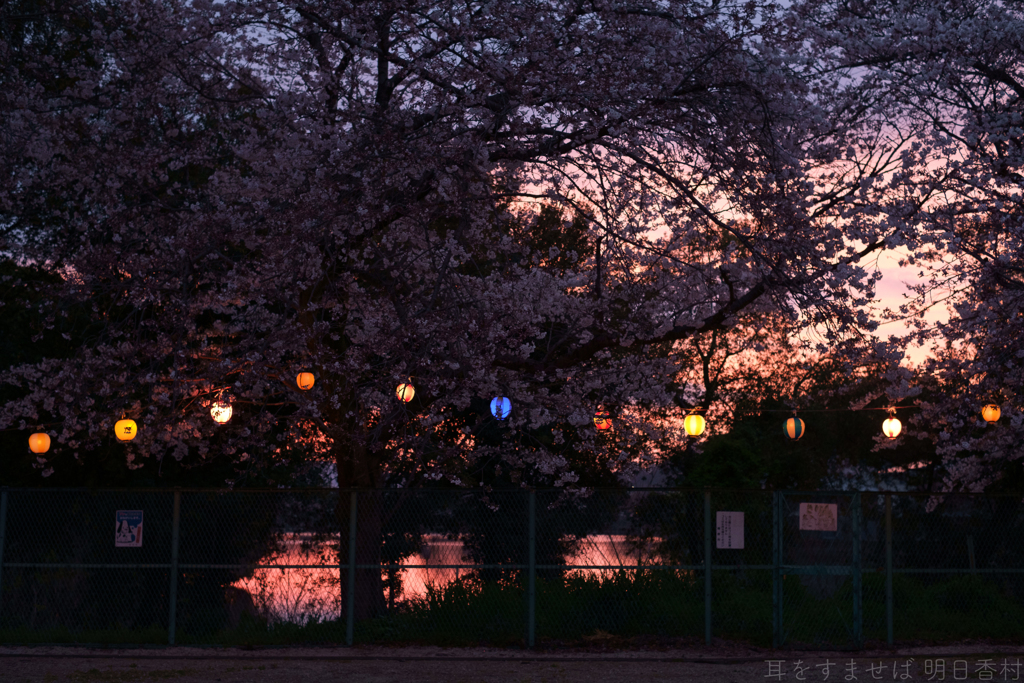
left=3, top=571, right=1023, bottom=648
left=888, top=573, right=1024, bottom=642
left=360, top=575, right=528, bottom=646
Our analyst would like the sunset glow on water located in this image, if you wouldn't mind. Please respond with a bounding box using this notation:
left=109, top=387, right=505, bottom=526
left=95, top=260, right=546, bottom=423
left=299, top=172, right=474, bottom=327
left=233, top=533, right=659, bottom=624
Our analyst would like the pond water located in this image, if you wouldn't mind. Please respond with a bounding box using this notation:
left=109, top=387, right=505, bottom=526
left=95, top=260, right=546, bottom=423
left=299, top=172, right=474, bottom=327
left=232, top=533, right=659, bottom=624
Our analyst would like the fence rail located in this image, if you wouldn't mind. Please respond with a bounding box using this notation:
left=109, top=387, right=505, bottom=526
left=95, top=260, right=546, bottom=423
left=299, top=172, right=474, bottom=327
left=0, top=487, right=1022, bottom=649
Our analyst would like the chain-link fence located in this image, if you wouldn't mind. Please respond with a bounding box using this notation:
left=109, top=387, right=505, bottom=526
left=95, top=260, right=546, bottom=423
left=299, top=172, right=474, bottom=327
left=1, top=487, right=1022, bottom=649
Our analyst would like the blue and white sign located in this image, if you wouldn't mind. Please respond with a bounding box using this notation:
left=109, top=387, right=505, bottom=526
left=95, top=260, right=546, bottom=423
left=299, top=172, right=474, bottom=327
left=115, top=510, right=144, bottom=547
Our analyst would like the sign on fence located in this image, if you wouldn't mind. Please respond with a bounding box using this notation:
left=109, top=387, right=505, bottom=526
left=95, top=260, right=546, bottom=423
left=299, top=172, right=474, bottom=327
left=716, top=511, right=744, bottom=549
left=798, top=502, right=837, bottom=531
left=115, top=510, right=143, bottom=547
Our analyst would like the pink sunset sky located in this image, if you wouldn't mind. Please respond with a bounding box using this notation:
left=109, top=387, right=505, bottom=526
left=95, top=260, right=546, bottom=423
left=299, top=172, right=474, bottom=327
left=870, top=250, right=949, bottom=367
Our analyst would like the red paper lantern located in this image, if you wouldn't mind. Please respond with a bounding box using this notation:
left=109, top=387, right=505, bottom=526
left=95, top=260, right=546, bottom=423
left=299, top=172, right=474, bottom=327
left=396, top=383, right=415, bottom=402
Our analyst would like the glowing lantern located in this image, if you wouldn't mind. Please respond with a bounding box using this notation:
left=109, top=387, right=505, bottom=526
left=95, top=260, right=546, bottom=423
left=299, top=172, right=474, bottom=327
left=882, top=413, right=902, bottom=439
left=296, top=372, right=315, bottom=391
left=490, top=396, right=512, bottom=420
left=982, top=404, right=1001, bottom=423
left=211, top=400, right=232, bottom=424
left=115, top=419, right=138, bottom=441
left=684, top=413, right=705, bottom=437
left=785, top=417, right=805, bottom=440
left=594, top=410, right=612, bottom=430
left=396, top=383, right=415, bottom=402
left=29, top=432, right=51, bottom=454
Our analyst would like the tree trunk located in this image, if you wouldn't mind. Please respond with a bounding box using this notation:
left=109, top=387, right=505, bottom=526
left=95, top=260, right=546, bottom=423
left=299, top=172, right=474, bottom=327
left=335, top=438, right=387, bottom=622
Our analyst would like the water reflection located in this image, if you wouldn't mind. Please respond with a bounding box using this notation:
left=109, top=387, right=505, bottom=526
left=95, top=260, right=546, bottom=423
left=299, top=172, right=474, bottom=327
left=232, top=534, right=342, bottom=624
left=233, top=533, right=658, bottom=624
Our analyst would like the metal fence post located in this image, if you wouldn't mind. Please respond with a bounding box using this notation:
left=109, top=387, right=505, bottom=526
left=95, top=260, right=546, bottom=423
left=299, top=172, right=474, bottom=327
left=852, top=492, right=862, bottom=648
left=885, top=493, right=893, bottom=646
left=0, top=489, right=8, bottom=625
left=527, top=489, right=536, bottom=648
left=346, top=490, right=357, bottom=647
left=704, top=489, right=712, bottom=645
left=772, top=490, right=781, bottom=649
left=168, top=490, right=181, bottom=645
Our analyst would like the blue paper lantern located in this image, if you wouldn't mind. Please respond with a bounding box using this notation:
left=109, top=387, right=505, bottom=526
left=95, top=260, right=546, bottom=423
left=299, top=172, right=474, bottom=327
left=490, top=396, right=512, bottom=420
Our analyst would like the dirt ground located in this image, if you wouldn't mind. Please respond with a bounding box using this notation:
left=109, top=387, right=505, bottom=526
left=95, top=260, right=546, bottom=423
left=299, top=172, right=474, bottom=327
left=2, top=642, right=1023, bottom=682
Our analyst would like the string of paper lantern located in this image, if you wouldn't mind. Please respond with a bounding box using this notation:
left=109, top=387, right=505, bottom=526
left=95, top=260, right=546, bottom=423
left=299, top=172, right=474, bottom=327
left=16, top=367, right=1011, bottom=452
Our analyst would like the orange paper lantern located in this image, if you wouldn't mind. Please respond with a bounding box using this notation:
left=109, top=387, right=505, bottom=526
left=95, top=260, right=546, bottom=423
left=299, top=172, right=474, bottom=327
left=297, top=372, right=315, bottom=391
left=982, top=404, right=1001, bottom=423
left=785, top=417, right=805, bottom=440
left=29, top=432, right=50, bottom=454
left=594, top=410, right=612, bottom=430
left=115, top=419, right=138, bottom=441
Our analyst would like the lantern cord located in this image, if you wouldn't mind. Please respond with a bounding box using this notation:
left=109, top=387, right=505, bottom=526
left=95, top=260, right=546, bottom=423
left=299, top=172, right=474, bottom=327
left=0, top=402, right=983, bottom=434
left=730, top=406, right=919, bottom=414
left=0, top=420, right=66, bottom=431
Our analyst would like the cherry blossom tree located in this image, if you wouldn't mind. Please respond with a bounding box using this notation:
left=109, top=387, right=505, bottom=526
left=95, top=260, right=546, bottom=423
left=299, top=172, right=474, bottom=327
left=793, top=0, right=1024, bottom=491
left=1, top=0, right=914, bottom=616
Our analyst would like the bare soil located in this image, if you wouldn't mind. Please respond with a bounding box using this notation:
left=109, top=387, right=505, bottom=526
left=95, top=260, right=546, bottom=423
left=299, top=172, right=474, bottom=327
left=2, top=641, right=1023, bottom=682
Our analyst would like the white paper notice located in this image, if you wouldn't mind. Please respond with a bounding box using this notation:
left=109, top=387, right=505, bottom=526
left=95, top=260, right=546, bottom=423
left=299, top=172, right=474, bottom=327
left=798, top=502, right=837, bottom=531
left=716, top=511, right=744, bottom=549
